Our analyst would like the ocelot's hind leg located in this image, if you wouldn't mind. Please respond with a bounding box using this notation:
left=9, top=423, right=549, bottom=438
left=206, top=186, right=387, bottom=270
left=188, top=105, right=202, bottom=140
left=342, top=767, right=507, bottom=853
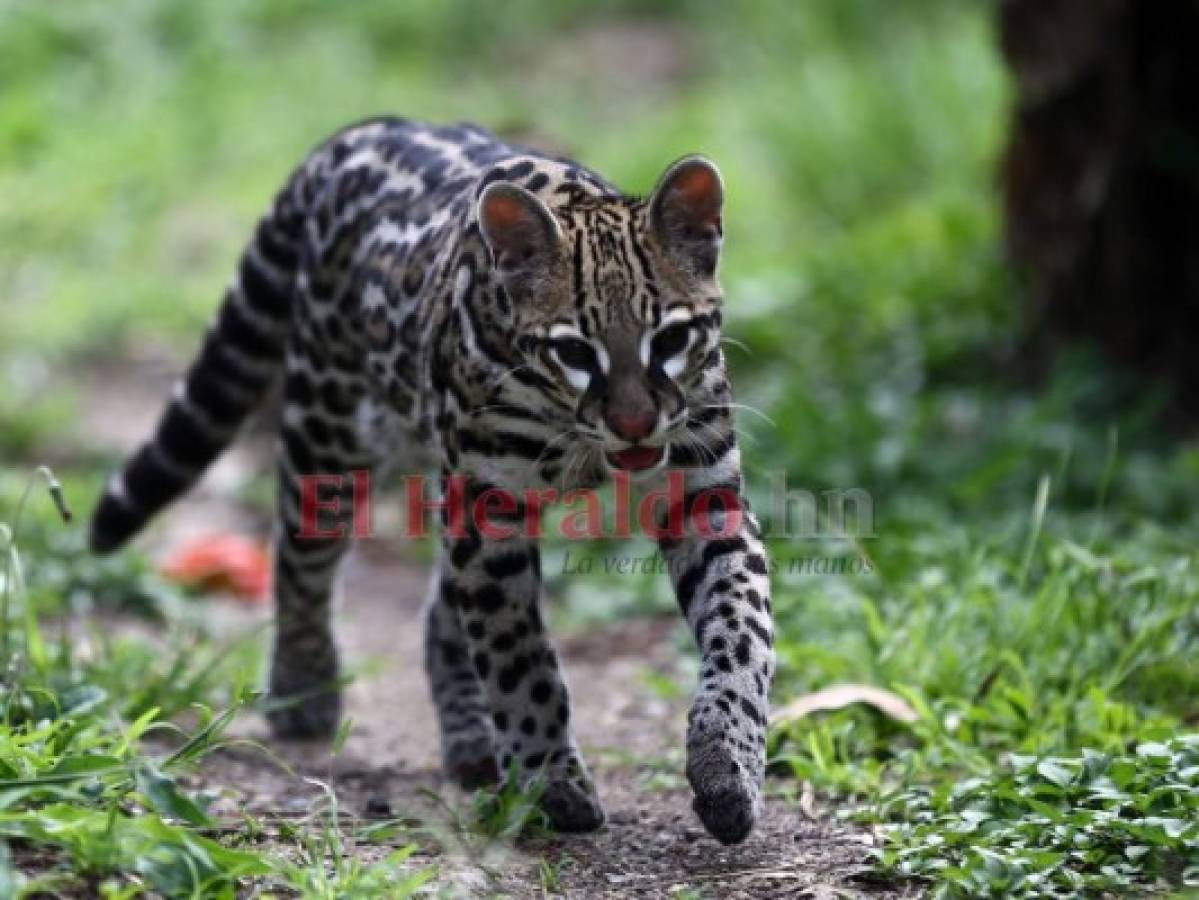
left=266, top=368, right=375, bottom=739
left=424, top=569, right=499, bottom=788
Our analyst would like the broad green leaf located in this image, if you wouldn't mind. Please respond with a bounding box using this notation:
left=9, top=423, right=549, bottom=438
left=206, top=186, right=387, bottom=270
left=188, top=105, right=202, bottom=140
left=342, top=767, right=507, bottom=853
left=134, top=766, right=211, bottom=827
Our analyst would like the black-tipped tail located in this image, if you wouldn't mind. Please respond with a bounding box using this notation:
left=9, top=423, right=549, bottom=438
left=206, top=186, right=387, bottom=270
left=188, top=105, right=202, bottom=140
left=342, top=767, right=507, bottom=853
left=90, top=467, right=155, bottom=554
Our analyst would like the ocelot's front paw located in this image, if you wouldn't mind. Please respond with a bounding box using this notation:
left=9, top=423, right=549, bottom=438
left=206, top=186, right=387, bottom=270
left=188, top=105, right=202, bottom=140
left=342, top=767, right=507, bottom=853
left=266, top=654, right=342, bottom=739
left=514, top=751, right=605, bottom=833
left=686, top=722, right=765, bottom=844
left=540, top=774, right=605, bottom=833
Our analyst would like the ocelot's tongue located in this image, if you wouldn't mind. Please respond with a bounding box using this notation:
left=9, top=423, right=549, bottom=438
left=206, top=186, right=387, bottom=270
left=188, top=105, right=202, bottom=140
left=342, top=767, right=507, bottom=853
left=607, top=445, right=664, bottom=471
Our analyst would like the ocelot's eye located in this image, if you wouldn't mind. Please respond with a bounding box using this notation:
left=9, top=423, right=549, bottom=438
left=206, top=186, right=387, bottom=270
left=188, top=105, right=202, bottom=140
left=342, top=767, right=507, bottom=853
left=651, top=323, right=691, bottom=360
left=552, top=337, right=597, bottom=371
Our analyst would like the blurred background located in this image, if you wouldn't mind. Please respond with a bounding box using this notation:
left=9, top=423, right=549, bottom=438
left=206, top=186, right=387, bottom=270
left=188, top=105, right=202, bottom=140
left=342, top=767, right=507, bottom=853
left=2, top=0, right=1198, bottom=892
left=2, top=0, right=1010, bottom=470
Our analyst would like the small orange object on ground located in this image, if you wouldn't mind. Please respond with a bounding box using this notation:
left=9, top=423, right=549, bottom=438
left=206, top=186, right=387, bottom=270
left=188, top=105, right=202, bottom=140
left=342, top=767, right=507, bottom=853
left=160, top=533, right=271, bottom=604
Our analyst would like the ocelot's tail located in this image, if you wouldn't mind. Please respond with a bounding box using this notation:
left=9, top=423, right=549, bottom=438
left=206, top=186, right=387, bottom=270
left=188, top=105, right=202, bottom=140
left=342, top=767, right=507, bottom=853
left=89, top=183, right=305, bottom=554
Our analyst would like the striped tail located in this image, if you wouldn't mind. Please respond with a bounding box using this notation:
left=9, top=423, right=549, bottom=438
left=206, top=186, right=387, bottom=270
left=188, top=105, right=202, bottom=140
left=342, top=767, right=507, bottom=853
left=89, top=185, right=304, bottom=554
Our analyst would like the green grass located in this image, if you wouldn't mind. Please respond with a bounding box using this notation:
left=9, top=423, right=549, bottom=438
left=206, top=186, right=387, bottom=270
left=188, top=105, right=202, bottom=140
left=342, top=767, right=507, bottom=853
left=265, top=781, right=434, bottom=900
left=873, top=737, right=1199, bottom=897
left=0, top=470, right=438, bottom=897
left=3, top=0, right=1198, bottom=896
left=418, top=763, right=551, bottom=848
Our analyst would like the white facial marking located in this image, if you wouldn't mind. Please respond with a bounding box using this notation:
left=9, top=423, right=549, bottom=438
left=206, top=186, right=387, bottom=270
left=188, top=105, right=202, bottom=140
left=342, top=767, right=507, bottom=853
left=547, top=323, right=601, bottom=390
left=649, top=309, right=694, bottom=379
left=663, top=346, right=690, bottom=379
left=556, top=361, right=591, bottom=391
left=662, top=307, right=694, bottom=327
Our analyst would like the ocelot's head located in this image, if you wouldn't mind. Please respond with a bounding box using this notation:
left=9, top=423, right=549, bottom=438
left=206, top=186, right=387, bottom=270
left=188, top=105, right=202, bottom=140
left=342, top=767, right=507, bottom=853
left=478, top=157, right=726, bottom=475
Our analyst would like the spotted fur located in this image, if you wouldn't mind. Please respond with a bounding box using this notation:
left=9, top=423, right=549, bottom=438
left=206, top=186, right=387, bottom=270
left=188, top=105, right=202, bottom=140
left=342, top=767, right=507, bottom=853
left=90, top=117, right=774, bottom=844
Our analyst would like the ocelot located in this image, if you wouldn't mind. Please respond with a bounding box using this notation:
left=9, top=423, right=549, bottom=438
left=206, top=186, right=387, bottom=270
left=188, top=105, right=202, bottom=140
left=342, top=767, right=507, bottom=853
left=90, top=117, right=775, bottom=844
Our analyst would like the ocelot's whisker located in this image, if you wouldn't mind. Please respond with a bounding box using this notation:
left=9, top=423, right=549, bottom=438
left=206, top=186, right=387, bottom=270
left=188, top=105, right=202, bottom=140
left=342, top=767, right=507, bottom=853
left=701, top=402, right=776, bottom=428
left=679, top=430, right=720, bottom=467
left=488, top=363, right=533, bottom=395
left=720, top=336, right=752, bottom=356
left=533, top=430, right=576, bottom=466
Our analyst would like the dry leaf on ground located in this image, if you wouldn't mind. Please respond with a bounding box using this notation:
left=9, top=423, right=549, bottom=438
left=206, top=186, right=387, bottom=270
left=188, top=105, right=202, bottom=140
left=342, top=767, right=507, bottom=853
left=770, top=683, right=918, bottom=726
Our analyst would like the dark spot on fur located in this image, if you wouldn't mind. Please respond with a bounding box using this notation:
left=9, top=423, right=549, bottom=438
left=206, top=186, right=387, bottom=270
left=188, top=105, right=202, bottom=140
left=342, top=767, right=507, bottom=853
left=524, top=751, right=546, bottom=769
left=740, top=696, right=762, bottom=725
left=490, top=631, right=515, bottom=652
left=530, top=679, right=553, bottom=704
left=474, top=585, right=505, bottom=613
left=484, top=551, right=530, bottom=579
left=438, top=640, right=464, bottom=666
left=747, top=616, right=772, bottom=647
left=497, top=655, right=530, bottom=693
left=735, top=634, right=752, bottom=666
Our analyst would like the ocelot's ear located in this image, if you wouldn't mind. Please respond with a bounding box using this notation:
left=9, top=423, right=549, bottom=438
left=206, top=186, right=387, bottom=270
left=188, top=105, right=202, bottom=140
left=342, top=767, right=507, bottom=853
left=648, top=156, right=723, bottom=278
left=477, top=182, right=563, bottom=275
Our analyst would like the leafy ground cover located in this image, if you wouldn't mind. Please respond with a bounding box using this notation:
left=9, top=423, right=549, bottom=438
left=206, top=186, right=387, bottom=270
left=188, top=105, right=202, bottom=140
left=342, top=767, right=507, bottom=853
left=0, top=471, right=440, bottom=897
left=2, top=0, right=1198, bottom=896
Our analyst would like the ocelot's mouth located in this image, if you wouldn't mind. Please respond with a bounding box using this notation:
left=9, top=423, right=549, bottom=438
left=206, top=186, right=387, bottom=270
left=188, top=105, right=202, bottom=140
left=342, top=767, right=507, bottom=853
left=605, top=445, right=666, bottom=472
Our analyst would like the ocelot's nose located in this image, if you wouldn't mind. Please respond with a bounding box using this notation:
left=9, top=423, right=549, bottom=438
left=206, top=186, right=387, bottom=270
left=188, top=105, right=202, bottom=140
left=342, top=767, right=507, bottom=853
left=605, top=407, right=657, bottom=443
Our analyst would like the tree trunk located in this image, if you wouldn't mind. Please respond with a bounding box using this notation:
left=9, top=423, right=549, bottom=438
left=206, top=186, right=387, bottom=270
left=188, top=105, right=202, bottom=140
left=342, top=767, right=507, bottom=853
left=999, top=0, right=1199, bottom=419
